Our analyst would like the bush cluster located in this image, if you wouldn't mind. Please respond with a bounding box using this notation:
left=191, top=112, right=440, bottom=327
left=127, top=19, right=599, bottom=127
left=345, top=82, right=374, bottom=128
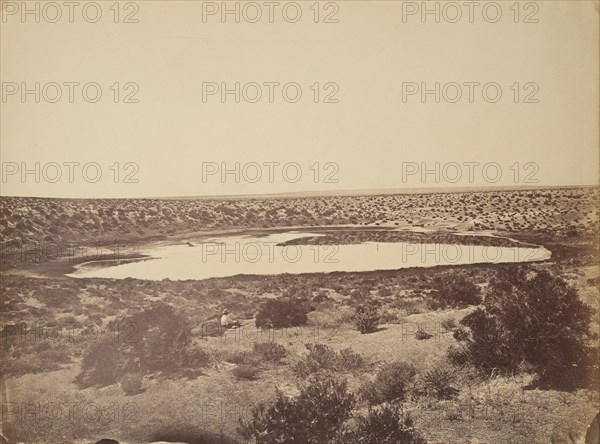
left=354, top=302, right=380, bottom=334
left=255, top=298, right=309, bottom=329
left=452, top=266, right=595, bottom=389
left=233, top=364, right=260, bottom=380
left=427, top=274, right=481, bottom=309
left=359, top=361, right=417, bottom=405
left=75, top=302, right=211, bottom=387
left=239, top=375, right=355, bottom=444
left=293, top=343, right=365, bottom=378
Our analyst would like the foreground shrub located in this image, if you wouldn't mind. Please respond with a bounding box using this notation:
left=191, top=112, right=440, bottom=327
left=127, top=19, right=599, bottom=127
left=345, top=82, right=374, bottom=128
left=341, top=404, right=426, bottom=444
left=455, top=266, right=594, bottom=389
left=354, top=302, right=380, bottom=334
left=253, top=342, right=287, bottom=363
left=255, top=298, right=308, bottom=329
left=427, top=274, right=481, bottom=309
left=239, top=375, right=355, bottom=443
left=75, top=338, right=125, bottom=387
left=75, top=302, right=211, bottom=387
left=120, top=373, right=143, bottom=395
left=233, top=364, right=260, bottom=380
left=293, top=343, right=365, bottom=378
left=420, top=367, right=458, bottom=400
left=359, top=361, right=417, bottom=405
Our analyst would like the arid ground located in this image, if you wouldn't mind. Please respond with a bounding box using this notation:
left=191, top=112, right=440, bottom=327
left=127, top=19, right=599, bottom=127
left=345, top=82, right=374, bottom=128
left=1, top=186, right=598, bottom=444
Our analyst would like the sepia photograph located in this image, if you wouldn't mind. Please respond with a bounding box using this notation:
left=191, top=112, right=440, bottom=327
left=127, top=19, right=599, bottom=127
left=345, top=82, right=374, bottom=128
left=1, top=1, right=599, bottom=443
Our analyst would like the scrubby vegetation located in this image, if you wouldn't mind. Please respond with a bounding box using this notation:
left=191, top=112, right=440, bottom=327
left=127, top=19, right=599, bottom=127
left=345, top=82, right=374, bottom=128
left=232, top=364, right=260, bottom=381
left=342, top=404, right=426, bottom=444
left=1, top=187, right=598, bottom=444
left=427, top=274, right=482, bottom=309
left=75, top=302, right=212, bottom=387
left=120, top=373, right=144, bottom=395
left=452, top=266, right=597, bottom=390
left=354, top=301, right=380, bottom=334
left=239, top=375, right=356, bottom=443
left=1, top=188, right=598, bottom=256
left=293, top=343, right=366, bottom=378
left=359, top=361, right=417, bottom=405
left=255, top=298, right=309, bottom=329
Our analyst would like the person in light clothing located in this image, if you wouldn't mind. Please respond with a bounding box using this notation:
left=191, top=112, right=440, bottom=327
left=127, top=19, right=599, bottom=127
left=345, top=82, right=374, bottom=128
left=220, top=309, right=240, bottom=328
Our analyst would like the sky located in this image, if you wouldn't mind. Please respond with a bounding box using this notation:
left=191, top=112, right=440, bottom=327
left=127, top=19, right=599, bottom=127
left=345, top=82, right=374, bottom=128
left=1, top=0, right=599, bottom=198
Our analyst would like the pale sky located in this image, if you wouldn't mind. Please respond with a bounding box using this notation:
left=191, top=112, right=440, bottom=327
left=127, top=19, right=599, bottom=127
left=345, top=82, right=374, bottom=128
left=1, top=0, right=598, bottom=198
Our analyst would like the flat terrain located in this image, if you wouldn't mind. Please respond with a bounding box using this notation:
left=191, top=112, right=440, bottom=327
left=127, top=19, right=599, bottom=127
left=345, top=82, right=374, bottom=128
left=0, top=186, right=598, bottom=443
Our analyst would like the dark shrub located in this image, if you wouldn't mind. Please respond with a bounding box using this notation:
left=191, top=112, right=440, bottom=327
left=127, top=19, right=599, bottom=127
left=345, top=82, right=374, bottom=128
left=359, top=361, right=417, bottom=405
left=446, top=345, right=470, bottom=367
left=441, top=318, right=457, bottom=332
left=293, top=343, right=365, bottom=378
left=341, top=404, right=426, bottom=444
left=120, top=373, right=143, bottom=395
left=255, top=298, right=308, bottom=329
left=75, top=302, right=210, bottom=387
left=253, top=342, right=287, bottom=363
left=455, top=266, right=594, bottom=389
left=233, top=364, right=260, bottom=380
left=75, top=338, right=125, bottom=387
left=239, top=375, right=355, bottom=443
left=427, top=274, right=481, bottom=309
left=338, top=348, right=366, bottom=373
left=354, top=302, right=380, bottom=334
left=453, top=328, right=470, bottom=341
left=421, top=367, right=458, bottom=400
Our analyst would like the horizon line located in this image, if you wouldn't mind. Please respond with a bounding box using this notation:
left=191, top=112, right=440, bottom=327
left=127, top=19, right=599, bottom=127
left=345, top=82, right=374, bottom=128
left=1, top=184, right=598, bottom=201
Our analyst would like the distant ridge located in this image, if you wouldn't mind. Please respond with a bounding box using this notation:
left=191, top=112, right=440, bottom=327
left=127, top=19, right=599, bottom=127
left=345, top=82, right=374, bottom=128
left=157, top=184, right=597, bottom=201
left=1, top=184, right=596, bottom=201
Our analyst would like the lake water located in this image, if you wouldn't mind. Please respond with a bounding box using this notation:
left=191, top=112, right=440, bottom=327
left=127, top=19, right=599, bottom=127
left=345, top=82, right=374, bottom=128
left=68, top=231, right=551, bottom=281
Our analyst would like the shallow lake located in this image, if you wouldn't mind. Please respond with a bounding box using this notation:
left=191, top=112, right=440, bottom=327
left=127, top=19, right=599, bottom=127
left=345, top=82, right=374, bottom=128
left=67, top=231, right=551, bottom=281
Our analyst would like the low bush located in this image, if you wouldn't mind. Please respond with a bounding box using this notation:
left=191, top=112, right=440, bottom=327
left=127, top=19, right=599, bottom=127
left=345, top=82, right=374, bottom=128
left=255, top=298, right=309, bottom=329
left=427, top=274, right=481, bottom=309
left=354, top=302, right=380, bottom=334
left=239, top=375, right=355, bottom=443
left=233, top=364, right=260, bottom=380
left=340, top=404, right=426, bottom=444
left=420, top=367, right=458, bottom=400
left=441, top=318, right=458, bottom=332
left=293, top=343, right=365, bottom=378
left=253, top=342, right=287, bottom=363
left=75, top=302, right=211, bottom=387
left=120, top=373, right=144, bottom=395
left=454, top=266, right=594, bottom=389
left=359, top=361, right=417, bottom=406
